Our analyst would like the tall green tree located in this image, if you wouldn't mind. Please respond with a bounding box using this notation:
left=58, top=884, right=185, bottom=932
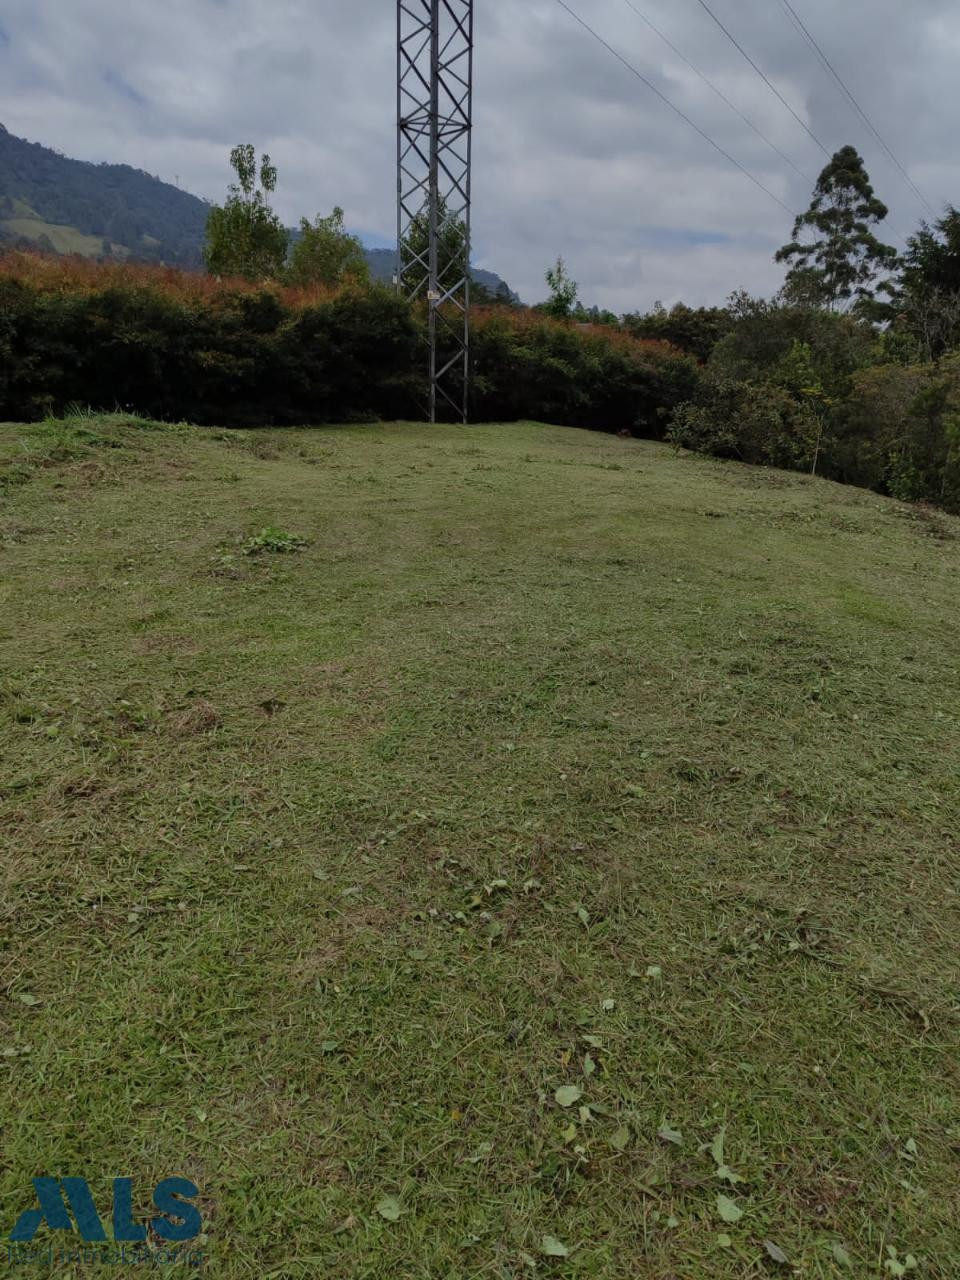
left=543, top=256, right=578, bottom=319
left=400, top=198, right=469, bottom=298
left=775, top=145, right=898, bottom=310
left=287, top=207, right=369, bottom=288
left=893, top=207, right=960, bottom=357
left=900, top=207, right=960, bottom=296
left=204, top=144, right=289, bottom=281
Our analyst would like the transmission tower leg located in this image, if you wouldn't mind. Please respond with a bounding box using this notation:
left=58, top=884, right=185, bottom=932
left=397, top=0, right=474, bottom=424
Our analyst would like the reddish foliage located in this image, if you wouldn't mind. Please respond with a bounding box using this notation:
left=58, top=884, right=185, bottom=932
left=0, top=252, right=683, bottom=366
left=471, top=304, right=685, bottom=364
left=0, top=248, right=342, bottom=309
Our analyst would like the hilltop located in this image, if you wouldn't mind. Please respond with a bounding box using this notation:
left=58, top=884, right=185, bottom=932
left=1, top=414, right=958, bottom=1277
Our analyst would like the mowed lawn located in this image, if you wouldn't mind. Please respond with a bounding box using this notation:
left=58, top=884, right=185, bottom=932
left=1, top=415, right=959, bottom=1278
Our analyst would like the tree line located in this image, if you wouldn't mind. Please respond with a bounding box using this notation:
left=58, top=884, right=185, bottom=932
left=659, top=145, right=960, bottom=513
left=5, top=136, right=960, bottom=515
left=202, top=143, right=579, bottom=312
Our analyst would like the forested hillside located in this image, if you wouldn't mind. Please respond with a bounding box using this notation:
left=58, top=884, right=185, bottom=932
left=0, top=123, right=517, bottom=295
left=0, top=122, right=208, bottom=265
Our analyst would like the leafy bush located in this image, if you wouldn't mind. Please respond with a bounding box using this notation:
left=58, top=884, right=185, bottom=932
left=470, top=309, right=699, bottom=435
left=669, top=375, right=819, bottom=470
left=0, top=256, right=421, bottom=425
left=670, top=348, right=960, bottom=515
left=829, top=357, right=960, bottom=511
left=623, top=302, right=732, bottom=363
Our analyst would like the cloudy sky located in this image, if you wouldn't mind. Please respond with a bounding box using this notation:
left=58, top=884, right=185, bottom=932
left=0, top=0, right=957, bottom=309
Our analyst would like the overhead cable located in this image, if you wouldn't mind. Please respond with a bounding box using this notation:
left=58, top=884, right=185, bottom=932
left=621, top=0, right=813, bottom=185
left=553, top=0, right=798, bottom=219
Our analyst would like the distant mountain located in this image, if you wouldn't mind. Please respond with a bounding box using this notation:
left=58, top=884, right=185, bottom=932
left=0, top=121, right=208, bottom=266
left=0, top=123, right=517, bottom=296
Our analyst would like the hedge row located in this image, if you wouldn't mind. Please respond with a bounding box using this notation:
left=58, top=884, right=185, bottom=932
left=0, top=252, right=699, bottom=431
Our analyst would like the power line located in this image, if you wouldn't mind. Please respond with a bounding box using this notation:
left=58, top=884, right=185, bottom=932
left=777, top=0, right=937, bottom=220
left=620, top=0, right=813, bottom=186
left=552, top=0, right=798, bottom=219
left=692, top=0, right=831, bottom=159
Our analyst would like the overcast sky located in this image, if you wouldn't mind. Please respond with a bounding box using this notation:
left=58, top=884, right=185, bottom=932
left=0, top=0, right=957, bottom=309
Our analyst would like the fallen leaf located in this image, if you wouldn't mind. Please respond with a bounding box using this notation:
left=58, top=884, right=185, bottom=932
left=14, top=993, right=38, bottom=1006
left=831, top=1242, right=851, bottom=1267
left=376, top=1195, right=402, bottom=1222
left=709, top=1129, right=724, bottom=1165
left=610, top=1125, right=631, bottom=1151
left=764, top=1240, right=789, bottom=1265
left=583, top=1053, right=596, bottom=1076
left=540, top=1235, right=569, bottom=1258
left=555, top=1085, right=583, bottom=1108
left=657, top=1124, right=683, bottom=1146
left=601, top=998, right=615, bottom=1012
left=645, top=965, right=662, bottom=978
left=717, top=1233, right=733, bottom=1248
left=716, top=1194, right=743, bottom=1224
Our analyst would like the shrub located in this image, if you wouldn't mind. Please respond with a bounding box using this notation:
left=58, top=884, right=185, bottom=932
left=669, top=376, right=819, bottom=470
left=623, top=302, right=733, bottom=363
left=0, top=251, right=701, bottom=434
left=0, top=255, right=421, bottom=425
left=470, top=309, right=700, bottom=435
left=671, top=354, right=960, bottom=515
left=830, top=357, right=960, bottom=511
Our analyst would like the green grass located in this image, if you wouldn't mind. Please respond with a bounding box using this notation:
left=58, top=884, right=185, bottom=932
left=1, top=414, right=959, bottom=1277
left=0, top=209, right=127, bottom=257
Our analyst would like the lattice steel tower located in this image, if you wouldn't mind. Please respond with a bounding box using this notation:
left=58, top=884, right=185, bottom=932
left=397, top=0, right=474, bottom=424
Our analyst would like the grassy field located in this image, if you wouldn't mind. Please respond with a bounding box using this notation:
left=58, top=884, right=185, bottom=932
left=0, top=201, right=127, bottom=258
left=1, top=414, right=959, bottom=1278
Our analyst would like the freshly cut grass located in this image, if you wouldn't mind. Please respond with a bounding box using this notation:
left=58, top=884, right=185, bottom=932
left=0, top=415, right=958, bottom=1278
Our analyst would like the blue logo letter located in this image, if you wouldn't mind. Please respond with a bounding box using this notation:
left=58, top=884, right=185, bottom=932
left=151, top=1178, right=201, bottom=1242
left=111, top=1178, right=147, bottom=1243
left=10, top=1178, right=107, bottom=1243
